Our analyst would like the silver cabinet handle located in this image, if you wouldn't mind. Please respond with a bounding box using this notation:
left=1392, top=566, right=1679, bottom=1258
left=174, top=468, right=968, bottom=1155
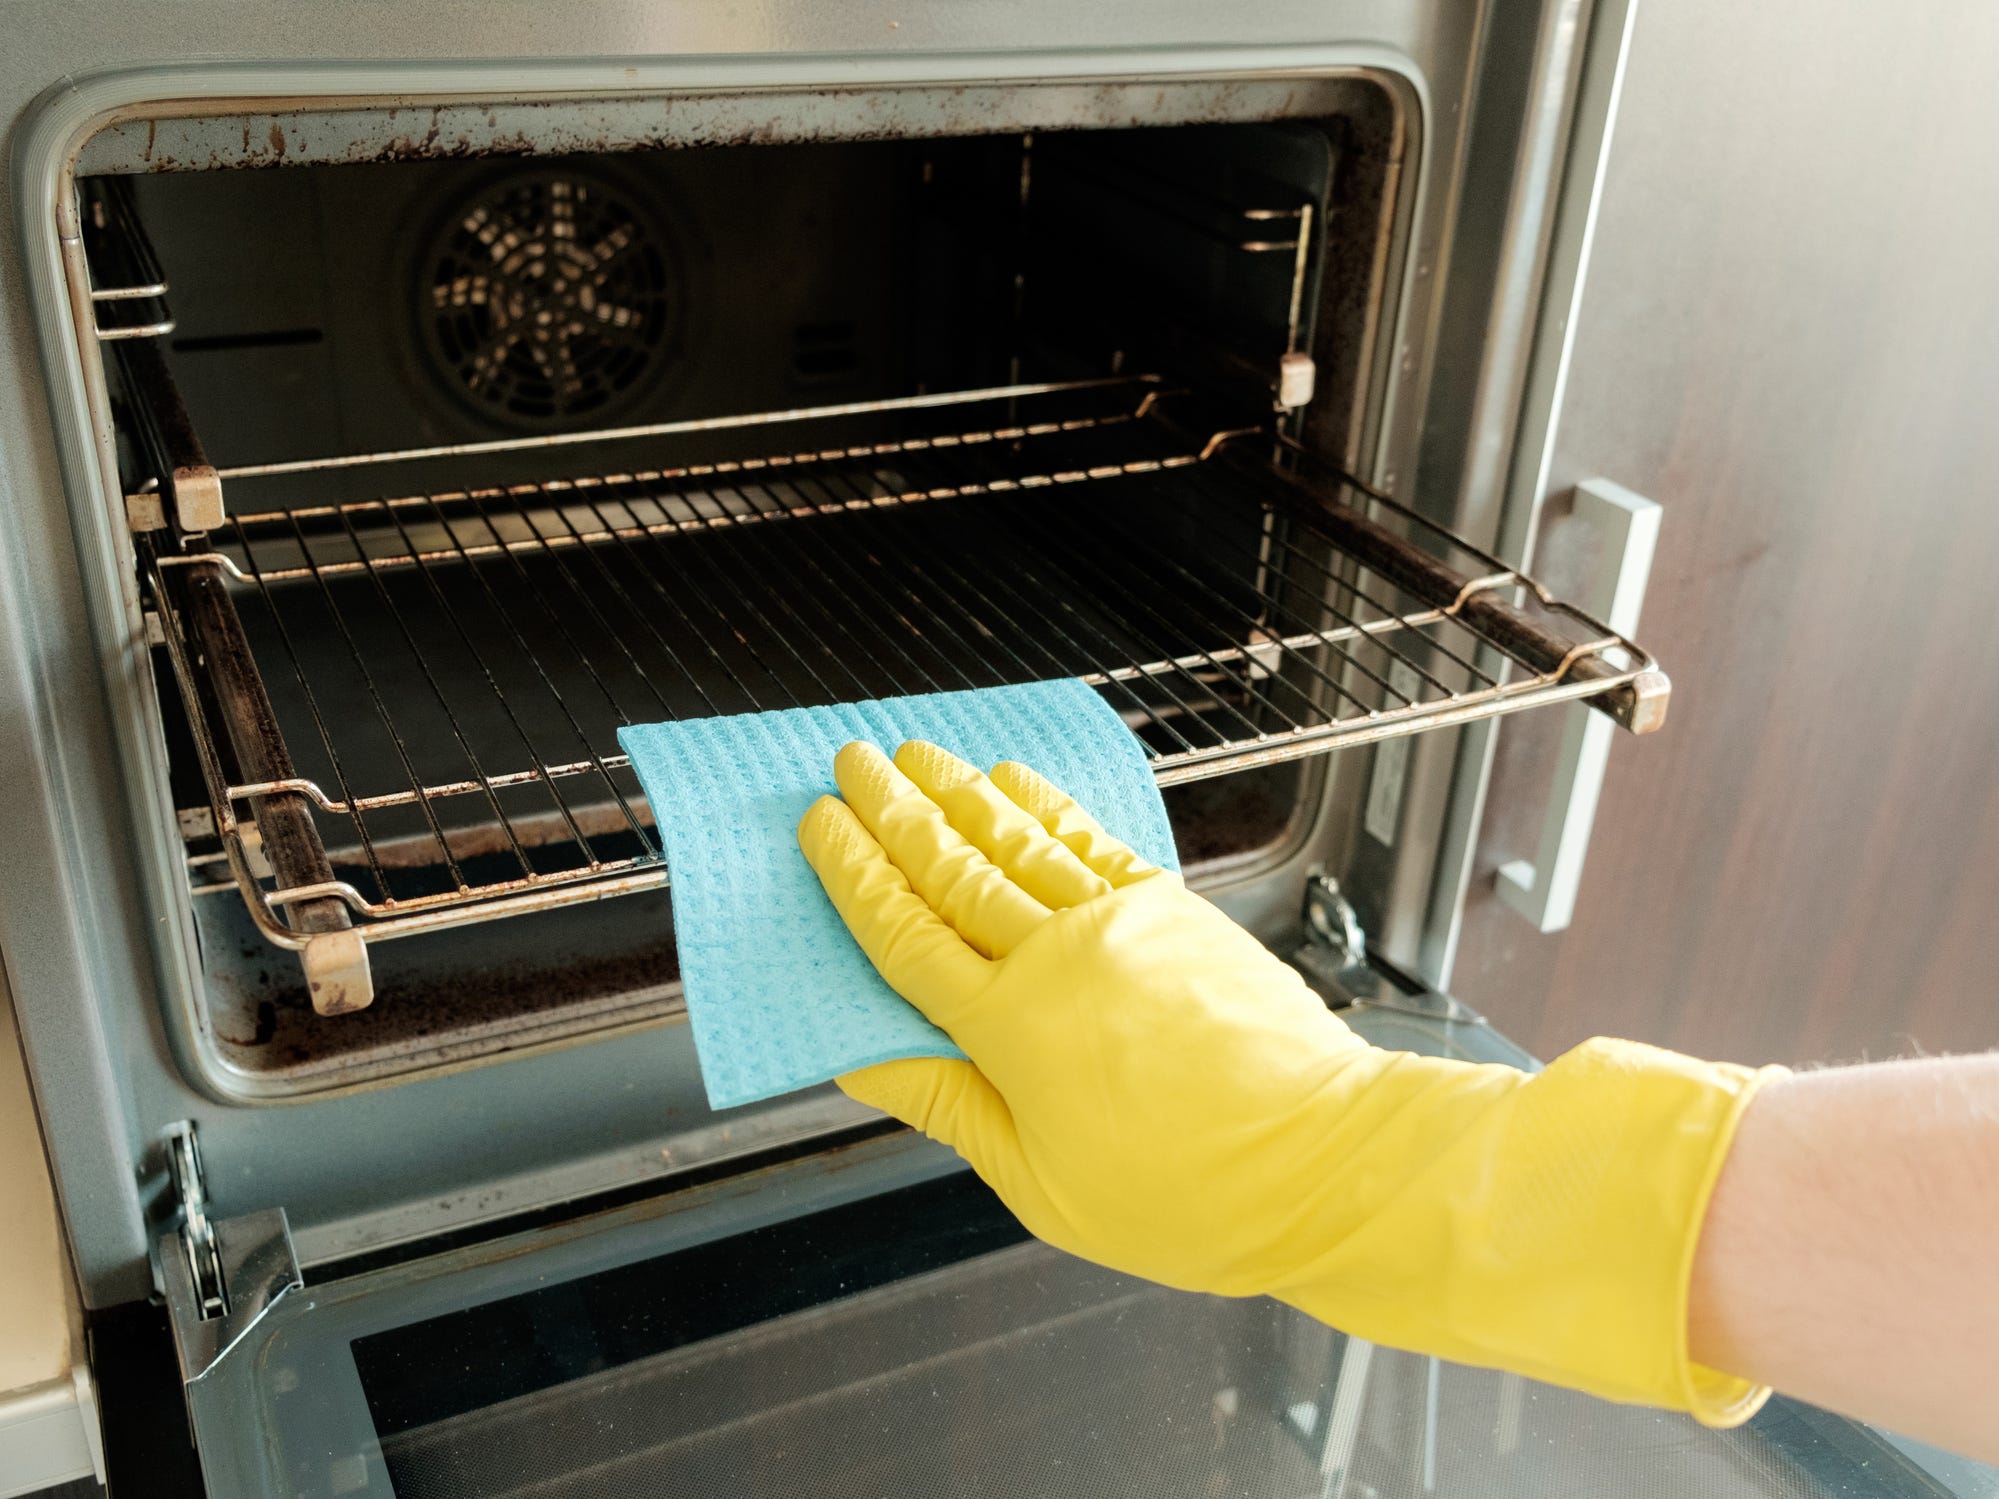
left=1495, top=479, right=1662, bottom=932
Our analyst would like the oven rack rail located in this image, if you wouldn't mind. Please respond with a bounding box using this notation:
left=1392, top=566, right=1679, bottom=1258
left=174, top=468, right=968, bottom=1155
left=81, top=177, right=176, bottom=341
left=139, top=375, right=1665, bottom=1013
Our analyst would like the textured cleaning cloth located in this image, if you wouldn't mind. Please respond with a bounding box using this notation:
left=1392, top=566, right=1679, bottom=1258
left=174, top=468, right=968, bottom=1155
left=619, top=680, right=1179, bottom=1110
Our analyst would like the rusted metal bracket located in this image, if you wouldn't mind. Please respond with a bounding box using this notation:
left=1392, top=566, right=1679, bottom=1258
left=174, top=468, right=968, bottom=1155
left=160, top=560, right=373, bottom=1014
left=1249, top=456, right=1670, bottom=734
left=116, top=336, right=225, bottom=534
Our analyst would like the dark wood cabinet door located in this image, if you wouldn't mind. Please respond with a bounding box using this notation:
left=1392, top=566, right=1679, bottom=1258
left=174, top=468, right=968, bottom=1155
left=1450, top=0, right=1999, bottom=1067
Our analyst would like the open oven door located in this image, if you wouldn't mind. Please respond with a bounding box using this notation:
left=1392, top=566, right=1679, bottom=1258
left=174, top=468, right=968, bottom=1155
left=158, top=979, right=1978, bottom=1499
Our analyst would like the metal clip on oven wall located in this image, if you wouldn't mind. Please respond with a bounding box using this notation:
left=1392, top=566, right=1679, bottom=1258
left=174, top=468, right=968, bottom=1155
left=1496, top=480, right=1663, bottom=932
left=1276, top=352, right=1316, bottom=410
left=157, top=1121, right=302, bottom=1387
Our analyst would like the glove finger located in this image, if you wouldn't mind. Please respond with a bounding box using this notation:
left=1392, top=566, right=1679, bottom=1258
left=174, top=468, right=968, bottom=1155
left=893, top=740, right=1111, bottom=910
left=798, top=795, right=991, bottom=1025
left=834, top=741, right=1053, bottom=959
left=989, top=759, right=1160, bottom=890
left=837, top=1058, right=1057, bottom=1228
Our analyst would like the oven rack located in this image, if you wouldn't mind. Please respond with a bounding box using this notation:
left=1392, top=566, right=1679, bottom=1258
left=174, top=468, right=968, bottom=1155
left=142, top=376, right=1665, bottom=1012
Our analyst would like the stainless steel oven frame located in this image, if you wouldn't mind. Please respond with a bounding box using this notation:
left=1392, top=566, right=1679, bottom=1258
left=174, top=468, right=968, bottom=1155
left=0, top=7, right=1674, bottom=1486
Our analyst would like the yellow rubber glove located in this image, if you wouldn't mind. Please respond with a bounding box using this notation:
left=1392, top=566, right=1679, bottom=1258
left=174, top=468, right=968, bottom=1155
left=797, top=740, right=1785, bottom=1426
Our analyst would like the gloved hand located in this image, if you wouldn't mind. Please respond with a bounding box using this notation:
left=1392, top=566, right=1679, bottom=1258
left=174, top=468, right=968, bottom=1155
left=798, top=740, right=1783, bottom=1426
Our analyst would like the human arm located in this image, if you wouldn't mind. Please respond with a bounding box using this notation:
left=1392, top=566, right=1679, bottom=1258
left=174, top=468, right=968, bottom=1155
left=797, top=740, right=1782, bottom=1424
left=1689, top=1056, right=1999, bottom=1460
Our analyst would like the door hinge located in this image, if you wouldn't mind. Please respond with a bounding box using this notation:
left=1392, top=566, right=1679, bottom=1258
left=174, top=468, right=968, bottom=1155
left=167, top=1122, right=226, bottom=1318
left=1295, top=873, right=1481, bottom=1023
left=1297, top=872, right=1372, bottom=1003
left=158, top=1121, right=302, bottom=1385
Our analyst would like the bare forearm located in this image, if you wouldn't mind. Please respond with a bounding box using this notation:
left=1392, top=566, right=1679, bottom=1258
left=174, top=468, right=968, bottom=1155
left=1688, top=1054, right=1999, bottom=1460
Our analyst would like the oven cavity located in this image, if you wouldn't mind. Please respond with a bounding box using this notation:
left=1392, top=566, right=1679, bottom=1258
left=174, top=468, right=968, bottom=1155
left=84, top=105, right=1661, bottom=1093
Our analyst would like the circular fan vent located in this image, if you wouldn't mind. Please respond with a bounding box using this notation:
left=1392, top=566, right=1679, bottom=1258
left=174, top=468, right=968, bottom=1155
left=417, top=168, right=681, bottom=429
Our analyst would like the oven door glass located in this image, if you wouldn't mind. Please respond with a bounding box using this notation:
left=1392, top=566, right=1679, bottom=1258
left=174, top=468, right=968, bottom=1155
left=179, top=1006, right=1982, bottom=1499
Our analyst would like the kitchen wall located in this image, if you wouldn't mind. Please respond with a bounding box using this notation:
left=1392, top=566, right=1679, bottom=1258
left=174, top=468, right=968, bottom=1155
left=1452, top=0, right=1999, bottom=1066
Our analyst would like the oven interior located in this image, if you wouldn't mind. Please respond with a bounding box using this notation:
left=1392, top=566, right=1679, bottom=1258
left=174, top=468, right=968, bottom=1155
left=87, top=107, right=1646, bottom=1096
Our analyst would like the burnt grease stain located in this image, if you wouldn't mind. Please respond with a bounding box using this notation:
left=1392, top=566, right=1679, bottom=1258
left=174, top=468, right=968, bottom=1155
left=116, top=79, right=1333, bottom=173
left=204, top=768, right=1295, bottom=1079
left=212, top=926, right=683, bottom=1078
left=216, top=999, right=277, bottom=1049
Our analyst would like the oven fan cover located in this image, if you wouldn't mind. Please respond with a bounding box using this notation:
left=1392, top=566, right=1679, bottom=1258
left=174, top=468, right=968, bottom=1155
left=414, top=165, right=686, bottom=430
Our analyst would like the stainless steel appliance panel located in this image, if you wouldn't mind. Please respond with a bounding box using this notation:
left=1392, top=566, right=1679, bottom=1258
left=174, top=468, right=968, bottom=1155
left=4, top=8, right=1560, bottom=1308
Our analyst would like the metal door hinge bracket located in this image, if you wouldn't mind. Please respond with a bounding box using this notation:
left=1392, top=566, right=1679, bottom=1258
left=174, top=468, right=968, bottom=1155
left=1295, top=873, right=1482, bottom=1023
left=157, top=1121, right=302, bottom=1386
left=1295, top=872, right=1375, bottom=1005
left=1303, top=871, right=1367, bottom=970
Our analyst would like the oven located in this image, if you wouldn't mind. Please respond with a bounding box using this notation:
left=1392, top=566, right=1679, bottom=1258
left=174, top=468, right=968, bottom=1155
left=0, top=5, right=1964, bottom=1496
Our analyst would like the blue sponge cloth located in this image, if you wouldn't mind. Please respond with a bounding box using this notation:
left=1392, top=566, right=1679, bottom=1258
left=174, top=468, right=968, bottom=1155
left=618, top=680, right=1179, bottom=1110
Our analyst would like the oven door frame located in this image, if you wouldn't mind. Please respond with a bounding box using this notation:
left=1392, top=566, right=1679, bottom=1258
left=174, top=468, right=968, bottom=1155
left=162, top=997, right=1967, bottom=1499
left=8, top=37, right=1458, bottom=1308
left=165, top=999, right=1532, bottom=1496
left=4, top=0, right=1617, bottom=1318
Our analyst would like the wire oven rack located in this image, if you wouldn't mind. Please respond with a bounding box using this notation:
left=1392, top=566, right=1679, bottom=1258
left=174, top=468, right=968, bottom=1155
left=141, top=376, right=1665, bottom=1011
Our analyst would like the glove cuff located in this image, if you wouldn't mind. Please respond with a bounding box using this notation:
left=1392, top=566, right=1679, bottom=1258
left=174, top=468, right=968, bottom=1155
left=1672, top=1052, right=1788, bottom=1427
left=1274, top=1038, right=1787, bottom=1426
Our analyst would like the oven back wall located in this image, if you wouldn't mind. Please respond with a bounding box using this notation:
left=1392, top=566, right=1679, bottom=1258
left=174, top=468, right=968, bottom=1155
left=1, top=6, right=1513, bottom=1308
left=134, top=146, right=920, bottom=462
